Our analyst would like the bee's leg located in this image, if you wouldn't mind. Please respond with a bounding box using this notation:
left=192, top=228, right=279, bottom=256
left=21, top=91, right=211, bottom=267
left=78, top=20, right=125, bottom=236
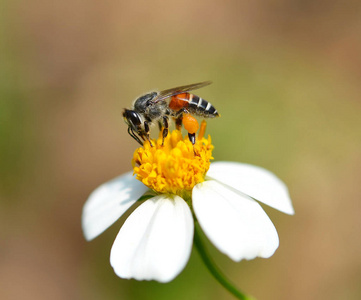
left=144, top=121, right=153, bottom=147
left=175, top=115, right=183, bottom=130
left=161, top=116, right=169, bottom=146
left=174, top=108, right=188, bottom=130
left=188, top=133, right=196, bottom=145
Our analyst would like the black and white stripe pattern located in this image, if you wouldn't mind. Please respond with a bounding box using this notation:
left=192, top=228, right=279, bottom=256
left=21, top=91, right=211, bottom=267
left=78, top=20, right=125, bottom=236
left=187, top=94, right=219, bottom=118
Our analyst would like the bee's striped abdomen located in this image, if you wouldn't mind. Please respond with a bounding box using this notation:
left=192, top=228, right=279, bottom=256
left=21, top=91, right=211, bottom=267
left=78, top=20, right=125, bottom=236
left=169, top=93, right=219, bottom=118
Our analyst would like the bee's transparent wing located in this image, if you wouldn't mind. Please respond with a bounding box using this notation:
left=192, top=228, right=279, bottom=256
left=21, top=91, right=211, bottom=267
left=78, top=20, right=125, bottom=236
left=154, top=81, right=212, bottom=103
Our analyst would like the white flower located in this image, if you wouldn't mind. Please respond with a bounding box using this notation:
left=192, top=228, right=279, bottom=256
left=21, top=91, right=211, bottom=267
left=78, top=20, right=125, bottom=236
left=82, top=161, right=294, bottom=283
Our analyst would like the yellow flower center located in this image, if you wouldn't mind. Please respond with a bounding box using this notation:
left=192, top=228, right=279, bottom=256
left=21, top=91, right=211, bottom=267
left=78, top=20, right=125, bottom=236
left=132, top=121, right=214, bottom=197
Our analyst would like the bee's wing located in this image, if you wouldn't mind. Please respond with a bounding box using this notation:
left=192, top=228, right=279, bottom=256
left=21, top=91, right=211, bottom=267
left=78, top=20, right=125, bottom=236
left=153, top=81, right=212, bottom=103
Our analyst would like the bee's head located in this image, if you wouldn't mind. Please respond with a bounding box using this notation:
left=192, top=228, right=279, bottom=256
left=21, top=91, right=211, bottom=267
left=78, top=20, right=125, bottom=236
left=123, top=109, right=142, bottom=131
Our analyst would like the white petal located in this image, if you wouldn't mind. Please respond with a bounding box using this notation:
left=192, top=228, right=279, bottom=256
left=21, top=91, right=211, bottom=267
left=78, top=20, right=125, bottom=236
left=207, top=162, right=294, bottom=215
left=110, top=195, right=194, bottom=283
left=82, top=172, right=148, bottom=241
left=193, top=180, right=279, bottom=261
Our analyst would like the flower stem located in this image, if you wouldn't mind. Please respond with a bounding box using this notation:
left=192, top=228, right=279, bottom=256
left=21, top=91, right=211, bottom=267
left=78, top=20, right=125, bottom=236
left=193, top=223, right=254, bottom=300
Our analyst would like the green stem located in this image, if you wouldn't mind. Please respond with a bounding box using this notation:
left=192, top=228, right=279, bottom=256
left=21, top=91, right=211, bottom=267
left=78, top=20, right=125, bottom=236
left=193, top=223, right=254, bottom=300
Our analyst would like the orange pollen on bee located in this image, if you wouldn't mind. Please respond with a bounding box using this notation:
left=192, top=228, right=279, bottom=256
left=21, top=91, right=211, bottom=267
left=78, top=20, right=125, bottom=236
left=182, top=113, right=199, bottom=134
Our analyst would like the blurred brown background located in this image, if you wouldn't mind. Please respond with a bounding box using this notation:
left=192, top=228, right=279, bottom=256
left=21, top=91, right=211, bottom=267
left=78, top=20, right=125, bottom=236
left=1, top=0, right=361, bottom=299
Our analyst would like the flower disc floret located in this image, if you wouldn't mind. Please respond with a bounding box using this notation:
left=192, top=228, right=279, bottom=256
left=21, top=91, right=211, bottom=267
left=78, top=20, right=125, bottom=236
left=132, top=130, right=213, bottom=196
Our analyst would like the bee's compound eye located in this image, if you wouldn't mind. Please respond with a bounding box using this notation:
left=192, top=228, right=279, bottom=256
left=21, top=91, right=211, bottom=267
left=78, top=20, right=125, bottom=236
left=123, top=109, right=141, bottom=127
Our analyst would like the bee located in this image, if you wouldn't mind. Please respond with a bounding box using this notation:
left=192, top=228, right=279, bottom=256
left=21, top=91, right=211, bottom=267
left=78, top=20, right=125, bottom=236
left=123, top=81, right=219, bottom=146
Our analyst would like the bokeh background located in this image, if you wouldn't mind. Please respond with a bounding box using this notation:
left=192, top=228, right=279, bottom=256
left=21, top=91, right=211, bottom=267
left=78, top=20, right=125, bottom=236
left=1, top=0, right=361, bottom=299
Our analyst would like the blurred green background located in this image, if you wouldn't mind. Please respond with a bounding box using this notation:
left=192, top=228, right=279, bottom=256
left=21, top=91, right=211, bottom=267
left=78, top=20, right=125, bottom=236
left=1, top=1, right=361, bottom=299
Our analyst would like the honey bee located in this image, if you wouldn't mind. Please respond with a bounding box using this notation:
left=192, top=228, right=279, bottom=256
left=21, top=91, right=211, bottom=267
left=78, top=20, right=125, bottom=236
left=123, top=81, right=219, bottom=146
